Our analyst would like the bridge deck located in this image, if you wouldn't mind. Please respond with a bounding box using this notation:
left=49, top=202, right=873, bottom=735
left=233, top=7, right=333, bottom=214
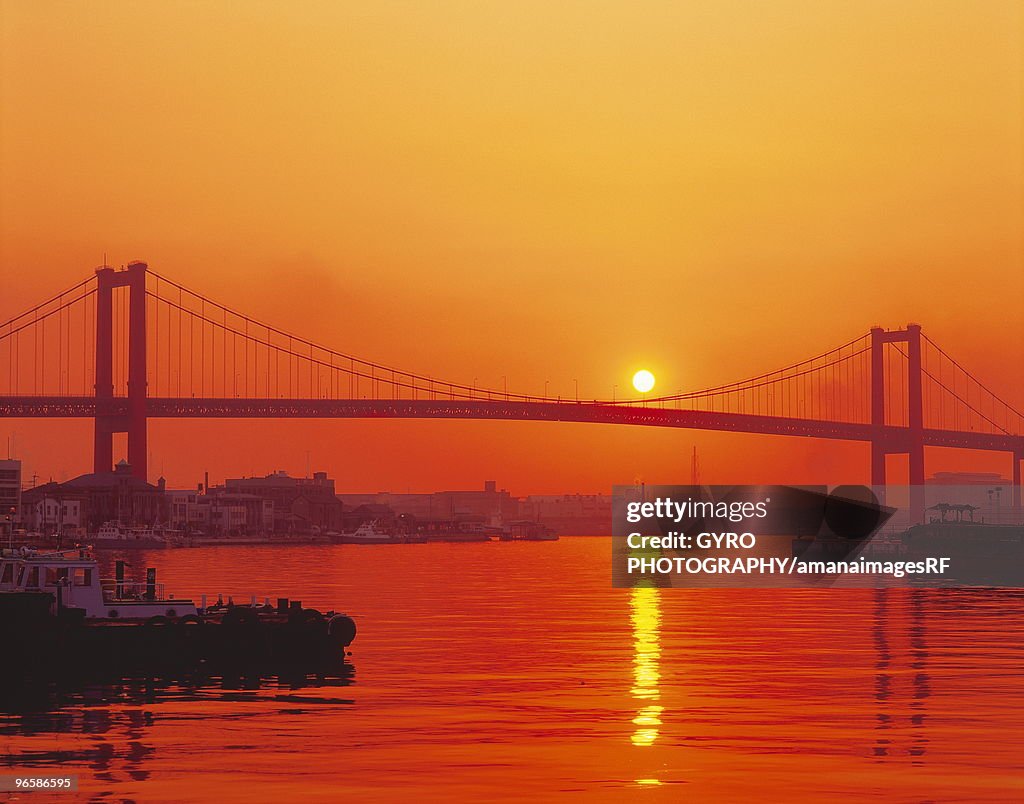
left=2, top=396, right=1020, bottom=454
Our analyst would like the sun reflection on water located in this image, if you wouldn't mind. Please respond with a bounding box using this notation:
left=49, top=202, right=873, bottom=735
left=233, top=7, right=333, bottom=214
left=629, top=586, right=663, bottom=748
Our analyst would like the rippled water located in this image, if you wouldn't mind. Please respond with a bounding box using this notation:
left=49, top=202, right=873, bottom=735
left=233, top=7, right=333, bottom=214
left=3, top=538, right=1024, bottom=801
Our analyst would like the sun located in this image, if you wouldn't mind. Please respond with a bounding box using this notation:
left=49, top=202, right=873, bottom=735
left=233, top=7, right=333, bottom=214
left=632, top=369, right=655, bottom=394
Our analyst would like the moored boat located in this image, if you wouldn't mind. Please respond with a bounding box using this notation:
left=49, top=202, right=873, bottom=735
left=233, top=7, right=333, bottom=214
left=498, top=521, right=559, bottom=541
left=332, top=522, right=398, bottom=544
left=427, top=531, right=492, bottom=543
left=89, top=521, right=171, bottom=550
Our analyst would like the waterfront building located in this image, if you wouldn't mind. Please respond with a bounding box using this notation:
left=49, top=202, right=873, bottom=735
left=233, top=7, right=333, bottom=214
left=21, top=460, right=165, bottom=531
left=519, top=493, right=612, bottom=535
left=221, top=470, right=342, bottom=533
left=338, top=481, right=518, bottom=527
left=0, top=459, right=21, bottom=537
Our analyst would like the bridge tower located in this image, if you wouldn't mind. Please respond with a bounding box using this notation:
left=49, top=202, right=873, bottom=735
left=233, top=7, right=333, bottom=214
left=93, top=262, right=148, bottom=481
left=871, top=324, right=925, bottom=523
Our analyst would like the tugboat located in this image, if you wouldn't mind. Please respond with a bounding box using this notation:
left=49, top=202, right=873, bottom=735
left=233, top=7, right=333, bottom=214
left=0, top=547, right=199, bottom=620
left=0, top=547, right=357, bottom=679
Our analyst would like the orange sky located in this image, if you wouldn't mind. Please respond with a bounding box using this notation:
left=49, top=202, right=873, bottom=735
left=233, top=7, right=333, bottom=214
left=1, top=2, right=1022, bottom=492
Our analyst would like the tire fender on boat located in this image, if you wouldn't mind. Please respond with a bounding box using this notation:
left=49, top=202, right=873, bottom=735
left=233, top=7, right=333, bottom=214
left=328, top=614, right=357, bottom=647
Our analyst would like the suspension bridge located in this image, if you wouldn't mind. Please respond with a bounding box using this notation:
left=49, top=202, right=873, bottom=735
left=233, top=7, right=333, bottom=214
left=1, top=262, right=1021, bottom=522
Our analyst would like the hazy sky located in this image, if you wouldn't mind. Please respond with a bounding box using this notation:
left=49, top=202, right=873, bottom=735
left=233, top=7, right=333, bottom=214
left=1, top=2, right=1021, bottom=491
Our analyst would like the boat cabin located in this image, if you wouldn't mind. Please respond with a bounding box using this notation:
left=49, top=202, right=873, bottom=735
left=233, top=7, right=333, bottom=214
left=0, top=548, right=197, bottom=620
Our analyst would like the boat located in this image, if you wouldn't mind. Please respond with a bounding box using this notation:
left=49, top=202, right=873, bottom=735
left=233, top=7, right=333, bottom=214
left=1, top=547, right=195, bottom=620
left=423, top=521, right=494, bottom=542
left=332, top=521, right=398, bottom=544
left=0, top=547, right=358, bottom=679
left=89, top=521, right=171, bottom=550
left=426, top=531, right=492, bottom=543
left=498, top=521, right=559, bottom=541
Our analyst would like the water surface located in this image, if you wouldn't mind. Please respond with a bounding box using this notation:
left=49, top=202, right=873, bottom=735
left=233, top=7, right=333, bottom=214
left=3, top=538, right=1023, bottom=801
